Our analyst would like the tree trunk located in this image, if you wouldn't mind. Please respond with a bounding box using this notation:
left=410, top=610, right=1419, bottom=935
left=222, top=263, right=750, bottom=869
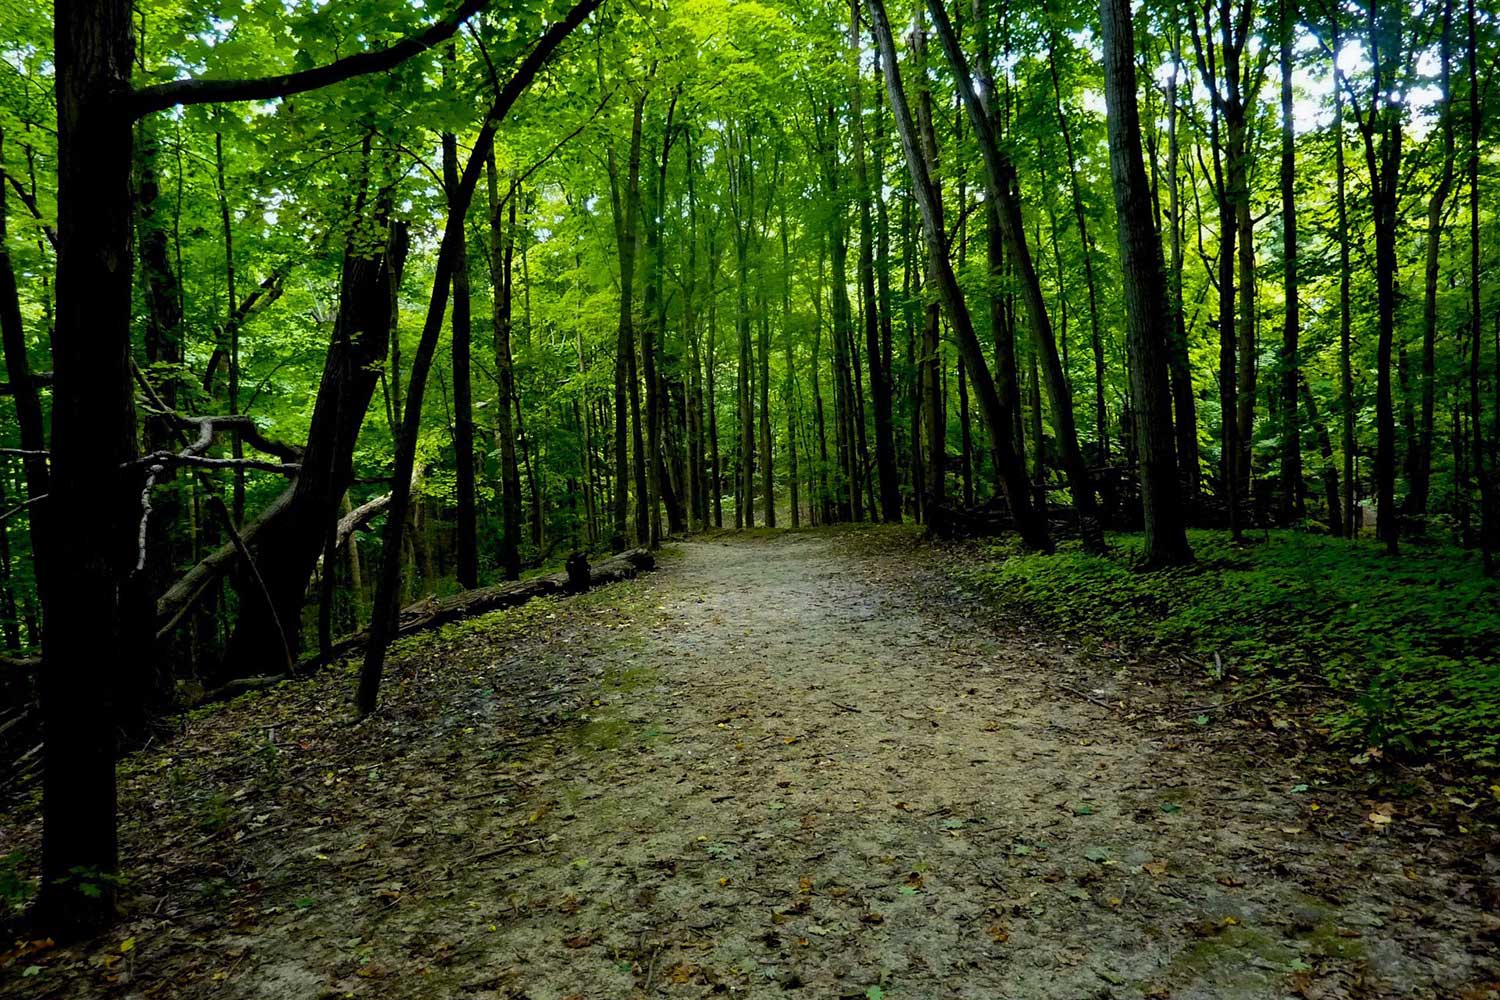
left=868, top=0, right=1049, bottom=550
left=1332, top=18, right=1356, bottom=538
left=852, top=2, right=901, bottom=522
left=1099, top=0, right=1192, bottom=566
left=357, top=0, right=601, bottom=716
left=1277, top=0, right=1302, bottom=523
left=781, top=204, right=801, bottom=527
left=219, top=206, right=403, bottom=679
left=443, top=76, right=478, bottom=589
left=707, top=229, right=724, bottom=529
left=926, top=0, right=1104, bottom=549
left=1048, top=38, right=1109, bottom=465
left=1407, top=0, right=1455, bottom=518
left=36, top=0, right=138, bottom=932
left=1298, top=375, right=1343, bottom=535
left=487, top=159, right=523, bottom=580
left=758, top=288, right=775, bottom=526
left=1467, top=0, right=1496, bottom=572
left=1164, top=23, right=1200, bottom=504
left=608, top=95, right=644, bottom=549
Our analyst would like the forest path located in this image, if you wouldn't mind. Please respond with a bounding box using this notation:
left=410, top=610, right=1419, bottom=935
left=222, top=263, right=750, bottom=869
left=8, top=529, right=1494, bottom=999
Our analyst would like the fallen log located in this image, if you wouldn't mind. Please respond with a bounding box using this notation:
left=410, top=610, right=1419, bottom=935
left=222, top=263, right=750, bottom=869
left=303, top=548, right=655, bottom=671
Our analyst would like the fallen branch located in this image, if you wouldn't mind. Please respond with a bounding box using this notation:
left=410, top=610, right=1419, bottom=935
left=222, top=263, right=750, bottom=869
left=155, top=488, right=294, bottom=639
left=198, top=673, right=290, bottom=705
left=169, top=414, right=303, bottom=463
left=1176, top=681, right=1316, bottom=718
left=0, top=653, right=40, bottom=675
left=208, top=496, right=295, bottom=676
left=337, top=490, right=395, bottom=547
left=313, top=548, right=654, bottom=665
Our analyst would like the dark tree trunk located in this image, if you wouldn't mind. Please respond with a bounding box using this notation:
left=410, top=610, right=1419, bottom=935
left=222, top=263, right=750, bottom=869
left=487, top=159, right=522, bottom=580
left=1299, top=375, right=1343, bottom=535
left=1468, top=0, right=1496, bottom=572
left=781, top=204, right=801, bottom=527
left=707, top=229, right=724, bottom=529
left=759, top=289, right=775, bottom=527
left=1048, top=38, right=1109, bottom=466
left=1164, top=24, right=1200, bottom=504
left=608, top=95, right=644, bottom=549
left=1277, top=0, right=1303, bottom=522
left=1407, top=0, right=1454, bottom=518
left=1099, top=0, right=1192, bottom=566
left=926, top=0, right=1104, bottom=549
left=36, top=0, right=138, bottom=933
left=852, top=3, right=901, bottom=522
left=823, top=112, right=859, bottom=523
left=1361, top=0, right=1404, bottom=555
left=868, top=0, right=1049, bottom=550
left=443, top=82, right=478, bottom=590
left=357, top=0, right=602, bottom=715
left=1332, top=17, right=1356, bottom=538
left=221, top=207, right=402, bottom=679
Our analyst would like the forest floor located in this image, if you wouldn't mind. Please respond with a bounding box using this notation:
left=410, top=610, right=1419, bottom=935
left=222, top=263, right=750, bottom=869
left=3, top=527, right=1498, bottom=999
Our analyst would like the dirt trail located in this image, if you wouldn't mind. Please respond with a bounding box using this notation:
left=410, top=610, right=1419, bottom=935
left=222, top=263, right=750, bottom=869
left=5, top=529, right=1496, bottom=999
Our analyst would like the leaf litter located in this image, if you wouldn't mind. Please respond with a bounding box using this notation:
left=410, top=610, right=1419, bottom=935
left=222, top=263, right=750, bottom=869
left=1, top=529, right=1497, bottom=998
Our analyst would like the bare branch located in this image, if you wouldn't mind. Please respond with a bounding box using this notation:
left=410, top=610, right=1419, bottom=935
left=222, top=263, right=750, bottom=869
left=130, top=0, right=491, bottom=118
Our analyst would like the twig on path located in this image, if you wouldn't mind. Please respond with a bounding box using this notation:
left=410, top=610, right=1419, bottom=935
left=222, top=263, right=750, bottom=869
left=831, top=701, right=862, bottom=714
left=383, top=837, right=540, bottom=909
left=641, top=938, right=663, bottom=994
left=1055, top=684, right=1121, bottom=712
left=1176, top=682, right=1314, bottom=717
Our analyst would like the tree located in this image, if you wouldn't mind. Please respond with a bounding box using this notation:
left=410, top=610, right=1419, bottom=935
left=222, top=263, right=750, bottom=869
left=864, top=0, right=1050, bottom=551
left=38, top=0, right=496, bottom=935
left=1099, top=0, right=1193, bottom=566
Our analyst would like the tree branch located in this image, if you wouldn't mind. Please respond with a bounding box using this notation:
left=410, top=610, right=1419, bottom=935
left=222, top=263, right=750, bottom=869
left=130, top=0, right=491, bottom=118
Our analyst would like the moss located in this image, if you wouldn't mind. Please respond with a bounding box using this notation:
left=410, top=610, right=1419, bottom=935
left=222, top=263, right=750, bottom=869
left=1160, top=922, right=1300, bottom=992
left=572, top=716, right=636, bottom=752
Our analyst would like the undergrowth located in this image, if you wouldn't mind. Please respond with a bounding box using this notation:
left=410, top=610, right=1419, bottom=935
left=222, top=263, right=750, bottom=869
left=959, top=529, right=1500, bottom=771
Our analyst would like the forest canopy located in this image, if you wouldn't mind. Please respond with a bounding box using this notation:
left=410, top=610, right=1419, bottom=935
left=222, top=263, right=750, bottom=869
left=0, top=0, right=1496, bottom=939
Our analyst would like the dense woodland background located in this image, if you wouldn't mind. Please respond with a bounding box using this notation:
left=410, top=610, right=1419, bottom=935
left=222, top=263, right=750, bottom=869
left=0, top=0, right=1496, bottom=937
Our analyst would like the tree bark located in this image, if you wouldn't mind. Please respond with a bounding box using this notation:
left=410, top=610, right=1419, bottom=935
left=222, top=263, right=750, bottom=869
left=1048, top=38, right=1109, bottom=466
left=443, top=62, right=478, bottom=589
left=36, top=0, right=138, bottom=932
left=1407, top=0, right=1454, bottom=518
left=1277, top=0, right=1302, bottom=522
left=1164, top=20, right=1200, bottom=504
left=926, top=0, right=1104, bottom=549
left=356, top=0, right=602, bottom=716
left=1298, top=375, right=1343, bottom=535
left=1099, top=0, right=1192, bottom=566
left=1467, top=0, right=1496, bottom=572
left=608, top=95, right=645, bottom=548
left=867, top=0, right=1049, bottom=550
left=852, top=2, right=901, bottom=522
left=1332, top=16, right=1355, bottom=538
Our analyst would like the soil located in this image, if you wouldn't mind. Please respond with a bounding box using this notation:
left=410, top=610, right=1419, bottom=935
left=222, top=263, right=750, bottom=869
left=2, top=527, right=1497, bottom=999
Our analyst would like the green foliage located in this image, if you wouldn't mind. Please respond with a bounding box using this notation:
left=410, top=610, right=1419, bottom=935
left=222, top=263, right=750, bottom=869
left=0, top=850, right=35, bottom=915
left=961, top=530, right=1500, bottom=768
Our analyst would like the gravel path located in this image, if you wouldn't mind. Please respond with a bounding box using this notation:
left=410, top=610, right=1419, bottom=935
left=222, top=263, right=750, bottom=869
left=4, top=529, right=1495, bottom=999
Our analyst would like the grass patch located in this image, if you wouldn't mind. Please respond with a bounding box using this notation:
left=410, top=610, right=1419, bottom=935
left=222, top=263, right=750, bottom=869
left=958, top=529, right=1500, bottom=770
